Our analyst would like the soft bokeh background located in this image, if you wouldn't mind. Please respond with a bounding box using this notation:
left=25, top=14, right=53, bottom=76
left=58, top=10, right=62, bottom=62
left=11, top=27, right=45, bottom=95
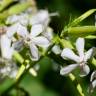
left=0, top=0, right=96, bottom=96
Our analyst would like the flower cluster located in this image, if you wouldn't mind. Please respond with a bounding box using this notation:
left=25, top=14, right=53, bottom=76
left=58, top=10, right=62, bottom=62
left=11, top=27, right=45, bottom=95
left=0, top=1, right=96, bottom=94
left=60, top=38, right=94, bottom=77
left=0, top=7, right=55, bottom=78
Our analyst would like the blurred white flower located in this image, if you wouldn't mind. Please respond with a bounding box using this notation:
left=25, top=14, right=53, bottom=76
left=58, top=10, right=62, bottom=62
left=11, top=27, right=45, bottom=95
left=6, top=13, right=29, bottom=26
left=60, top=38, right=93, bottom=77
left=0, top=34, right=18, bottom=78
left=29, top=10, right=58, bottom=27
left=9, top=24, right=50, bottom=61
left=29, top=10, right=50, bottom=26
left=0, top=34, right=14, bottom=59
left=0, top=61, right=18, bottom=78
left=89, top=71, right=96, bottom=93
left=25, top=24, right=49, bottom=61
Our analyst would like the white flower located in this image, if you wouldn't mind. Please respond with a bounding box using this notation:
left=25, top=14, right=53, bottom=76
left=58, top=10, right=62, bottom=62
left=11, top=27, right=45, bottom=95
left=9, top=24, right=49, bottom=61
left=60, top=38, right=93, bottom=77
left=26, top=24, right=49, bottom=61
left=6, top=13, right=29, bottom=26
left=29, top=10, right=50, bottom=26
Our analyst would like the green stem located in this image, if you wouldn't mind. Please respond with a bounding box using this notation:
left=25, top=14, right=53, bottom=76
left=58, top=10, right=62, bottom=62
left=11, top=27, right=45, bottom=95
left=48, top=52, right=85, bottom=96
left=1, top=56, right=43, bottom=96
left=69, top=9, right=96, bottom=27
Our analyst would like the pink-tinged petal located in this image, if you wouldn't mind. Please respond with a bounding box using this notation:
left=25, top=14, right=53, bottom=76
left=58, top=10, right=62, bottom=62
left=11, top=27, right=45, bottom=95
left=76, top=38, right=85, bottom=59
left=84, top=48, right=93, bottom=62
left=30, top=24, right=44, bottom=37
left=60, top=64, right=79, bottom=75
left=17, top=24, right=28, bottom=37
left=80, top=64, right=90, bottom=77
left=61, top=48, right=79, bottom=62
left=30, top=43, right=39, bottom=61
left=32, top=36, right=49, bottom=47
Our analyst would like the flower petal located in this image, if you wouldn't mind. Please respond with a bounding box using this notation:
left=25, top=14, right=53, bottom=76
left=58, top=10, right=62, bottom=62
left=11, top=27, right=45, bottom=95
left=17, top=24, right=28, bottom=37
left=52, top=45, right=61, bottom=54
left=30, top=43, right=39, bottom=61
left=42, top=27, right=53, bottom=41
left=33, top=36, right=49, bottom=47
left=29, top=10, right=50, bottom=25
left=6, top=23, right=18, bottom=38
left=79, top=64, right=90, bottom=77
left=61, top=48, right=79, bottom=62
left=6, top=15, right=20, bottom=24
left=60, top=64, right=79, bottom=75
left=76, top=38, right=85, bottom=59
left=12, top=39, right=24, bottom=51
left=84, top=48, right=93, bottom=62
left=6, top=14, right=29, bottom=26
left=91, top=80, right=96, bottom=89
left=0, top=34, right=13, bottom=59
left=30, top=24, right=44, bottom=37
left=90, top=71, right=96, bottom=82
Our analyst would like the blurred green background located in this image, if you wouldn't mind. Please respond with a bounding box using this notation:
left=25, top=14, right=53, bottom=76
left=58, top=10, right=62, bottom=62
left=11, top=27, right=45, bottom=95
left=0, top=0, right=96, bottom=96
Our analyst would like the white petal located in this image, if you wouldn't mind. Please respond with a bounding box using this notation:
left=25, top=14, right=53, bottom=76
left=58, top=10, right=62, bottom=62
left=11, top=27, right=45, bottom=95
left=29, top=10, right=50, bottom=25
left=6, top=15, right=19, bottom=24
left=17, top=24, right=28, bottom=37
left=19, top=14, right=29, bottom=26
left=76, top=38, right=85, bottom=59
left=42, top=27, right=53, bottom=40
left=37, top=10, right=49, bottom=22
left=7, top=48, right=14, bottom=59
left=90, top=71, right=96, bottom=82
left=60, top=64, right=79, bottom=75
left=84, top=48, right=93, bottom=62
left=30, top=24, right=44, bottom=37
left=12, top=39, right=24, bottom=51
left=61, top=48, right=79, bottom=62
left=92, top=80, right=96, bottom=89
left=32, top=36, right=49, bottom=47
left=0, top=34, right=13, bottom=59
left=6, top=14, right=29, bottom=26
left=80, top=64, right=90, bottom=77
left=6, top=23, right=18, bottom=38
left=52, top=45, right=62, bottom=54
left=30, top=43, right=39, bottom=61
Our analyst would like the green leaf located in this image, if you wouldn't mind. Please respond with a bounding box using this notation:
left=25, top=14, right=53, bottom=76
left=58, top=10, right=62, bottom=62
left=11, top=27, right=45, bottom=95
left=69, top=9, right=96, bottom=27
